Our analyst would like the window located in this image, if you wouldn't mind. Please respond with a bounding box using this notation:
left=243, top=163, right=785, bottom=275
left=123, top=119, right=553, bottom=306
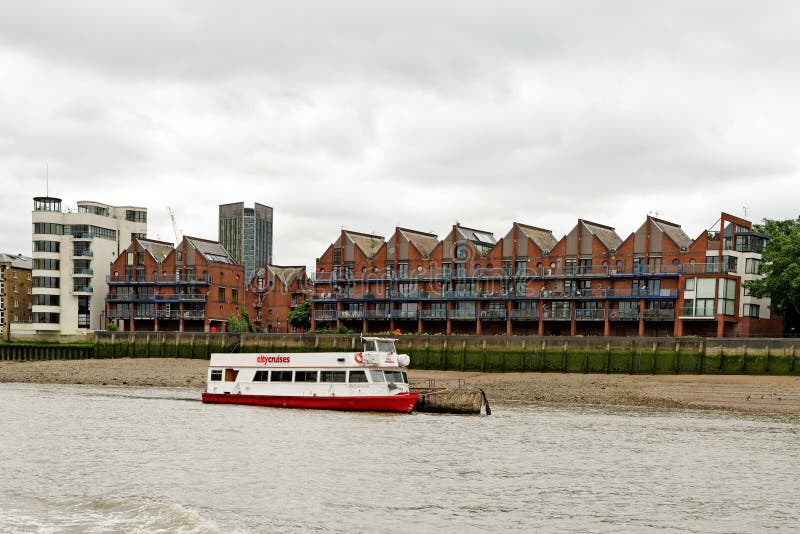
left=321, top=371, right=346, bottom=383
left=210, top=370, right=223, bottom=381
left=33, top=276, right=60, bottom=289
left=253, top=370, right=269, bottom=382
left=125, top=210, right=147, bottom=223
left=348, top=370, right=368, bottom=383
left=384, top=370, right=406, bottom=383
left=515, top=260, right=526, bottom=276
left=743, top=304, right=760, bottom=318
left=270, top=370, right=293, bottom=382
left=295, top=370, right=318, bottom=382
left=33, top=241, right=60, bottom=253
left=218, top=287, right=226, bottom=303
left=685, top=278, right=695, bottom=291
left=231, top=289, right=238, bottom=304
left=717, top=279, right=736, bottom=316
left=696, top=299, right=715, bottom=316
left=745, top=258, right=762, bottom=274
left=370, top=370, right=386, bottom=382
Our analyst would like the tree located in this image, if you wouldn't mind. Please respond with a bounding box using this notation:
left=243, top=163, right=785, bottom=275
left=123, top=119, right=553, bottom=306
left=226, top=307, right=254, bottom=333
left=744, top=217, right=800, bottom=333
left=288, top=299, right=312, bottom=331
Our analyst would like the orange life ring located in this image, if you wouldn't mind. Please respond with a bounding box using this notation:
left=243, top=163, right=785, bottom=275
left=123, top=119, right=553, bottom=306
left=354, top=352, right=364, bottom=364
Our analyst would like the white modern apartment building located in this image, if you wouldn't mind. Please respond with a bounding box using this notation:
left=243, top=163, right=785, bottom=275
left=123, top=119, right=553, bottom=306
left=19, top=196, right=147, bottom=338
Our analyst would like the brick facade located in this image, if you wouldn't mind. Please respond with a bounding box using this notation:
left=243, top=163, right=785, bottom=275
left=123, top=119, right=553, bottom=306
left=311, top=213, right=782, bottom=338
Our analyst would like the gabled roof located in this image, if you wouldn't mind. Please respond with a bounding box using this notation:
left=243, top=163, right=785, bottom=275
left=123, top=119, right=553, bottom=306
left=0, top=253, right=32, bottom=269
left=186, top=237, right=237, bottom=265
left=517, top=223, right=558, bottom=253
left=650, top=218, right=693, bottom=250
left=399, top=228, right=439, bottom=257
left=581, top=220, right=623, bottom=250
left=267, top=265, right=305, bottom=289
left=455, top=224, right=496, bottom=255
left=344, top=231, right=384, bottom=259
left=137, top=239, right=173, bottom=263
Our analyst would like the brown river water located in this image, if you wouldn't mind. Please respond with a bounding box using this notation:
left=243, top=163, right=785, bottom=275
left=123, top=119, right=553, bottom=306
left=1, top=383, right=799, bottom=533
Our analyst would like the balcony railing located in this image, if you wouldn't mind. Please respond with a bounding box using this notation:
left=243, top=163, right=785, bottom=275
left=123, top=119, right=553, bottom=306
left=106, top=273, right=212, bottom=285
left=72, top=269, right=93, bottom=276
left=71, top=286, right=93, bottom=293
left=364, top=310, right=391, bottom=320
left=642, top=309, right=675, bottom=320
left=509, top=309, right=538, bottom=320
left=479, top=309, right=506, bottom=320
left=419, top=310, right=447, bottom=320
left=449, top=310, right=476, bottom=319
left=542, top=309, right=572, bottom=320
left=575, top=309, right=605, bottom=321
left=609, top=310, right=639, bottom=321
left=391, top=310, right=418, bottom=320
left=72, top=250, right=93, bottom=257
left=679, top=309, right=716, bottom=318
left=338, top=310, right=364, bottom=320
left=182, top=311, right=205, bottom=320
left=314, top=310, right=338, bottom=321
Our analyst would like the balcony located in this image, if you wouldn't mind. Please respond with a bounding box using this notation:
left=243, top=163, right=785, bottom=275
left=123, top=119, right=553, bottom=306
left=182, top=311, right=205, bottom=320
left=449, top=309, right=476, bottom=320
left=71, top=232, right=94, bottom=240
left=419, top=309, right=447, bottom=320
left=157, top=310, right=180, bottom=320
left=72, top=250, right=93, bottom=258
left=71, top=286, right=93, bottom=294
left=106, top=273, right=212, bottom=285
left=679, top=309, right=716, bottom=319
left=314, top=310, right=338, bottom=321
left=338, top=310, right=364, bottom=320
left=391, top=310, right=418, bottom=320
left=609, top=310, right=639, bottom=321
left=479, top=309, right=506, bottom=320
left=642, top=309, right=675, bottom=320
left=543, top=309, right=572, bottom=320
left=72, top=269, right=93, bottom=277
left=575, top=309, right=605, bottom=321
left=509, top=309, right=538, bottom=320
left=364, top=310, right=391, bottom=320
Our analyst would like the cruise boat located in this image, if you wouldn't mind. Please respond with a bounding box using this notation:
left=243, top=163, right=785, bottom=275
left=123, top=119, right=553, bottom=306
left=201, top=337, right=419, bottom=413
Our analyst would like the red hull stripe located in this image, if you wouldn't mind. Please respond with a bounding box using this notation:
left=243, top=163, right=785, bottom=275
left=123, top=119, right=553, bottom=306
left=201, top=392, right=419, bottom=413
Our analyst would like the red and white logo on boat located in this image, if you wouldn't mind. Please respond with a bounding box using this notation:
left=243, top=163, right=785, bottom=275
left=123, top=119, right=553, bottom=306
left=256, top=355, right=291, bottom=365
left=385, top=357, right=394, bottom=364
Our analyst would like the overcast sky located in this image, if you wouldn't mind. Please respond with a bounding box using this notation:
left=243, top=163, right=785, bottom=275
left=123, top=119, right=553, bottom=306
left=2, top=1, right=798, bottom=271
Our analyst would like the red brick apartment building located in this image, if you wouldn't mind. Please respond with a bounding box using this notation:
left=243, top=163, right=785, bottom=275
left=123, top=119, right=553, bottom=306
left=248, top=265, right=308, bottom=333
left=311, top=213, right=782, bottom=338
left=106, top=237, right=308, bottom=333
left=106, top=237, right=246, bottom=332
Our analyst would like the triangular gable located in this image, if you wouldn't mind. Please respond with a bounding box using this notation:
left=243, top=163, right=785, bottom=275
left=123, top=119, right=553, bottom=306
left=268, top=265, right=305, bottom=289
left=581, top=221, right=622, bottom=250
left=517, top=224, right=558, bottom=253
left=137, top=238, right=174, bottom=263
left=651, top=218, right=693, bottom=250
left=344, top=231, right=385, bottom=260
left=399, top=228, right=439, bottom=258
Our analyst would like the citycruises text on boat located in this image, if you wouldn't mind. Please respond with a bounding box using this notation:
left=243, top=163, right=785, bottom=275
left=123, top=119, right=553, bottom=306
left=201, top=337, right=419, bottom=413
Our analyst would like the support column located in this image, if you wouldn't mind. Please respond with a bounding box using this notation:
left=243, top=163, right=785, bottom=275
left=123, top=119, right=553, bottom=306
left=603, top=300, right=610, bottom=336
left=538, top=301, right=545, bottom=336
left=716, top=317, right=725, bottom=338
left=674, top=318, right=683, bottom=337
left=476, top=318, right=482, bottom=335
left=638, top=299, right=646, bottom=337
left=506, top=300, right=512, bottom=336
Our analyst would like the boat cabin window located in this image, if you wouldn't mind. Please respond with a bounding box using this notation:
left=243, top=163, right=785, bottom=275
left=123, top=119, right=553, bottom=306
left=321, top=371, right=346, bottom=383
left=225, top=369, right=239, bottom=382
left=375, top=340, right=396, bottom=354
left=295, top=370, right=319, bottom=382
left=369, top=370, right=385, bottom=382
left=348, top=370, right=368, bottom=383
left=210, top=370, right=223, bottom=381
left=383, top=370, right=407, bottom=384
left=253, top=370, right=269, bottom=382
left=270, top=370, right=293, bottom=382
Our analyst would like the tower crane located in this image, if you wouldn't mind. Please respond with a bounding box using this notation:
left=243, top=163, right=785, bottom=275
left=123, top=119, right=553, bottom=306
left=168, top=206, right=182, bottom=244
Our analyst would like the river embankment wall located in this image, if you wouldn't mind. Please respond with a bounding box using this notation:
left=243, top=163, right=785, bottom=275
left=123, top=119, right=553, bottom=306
left=2, top=333, right=799, bottom=376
